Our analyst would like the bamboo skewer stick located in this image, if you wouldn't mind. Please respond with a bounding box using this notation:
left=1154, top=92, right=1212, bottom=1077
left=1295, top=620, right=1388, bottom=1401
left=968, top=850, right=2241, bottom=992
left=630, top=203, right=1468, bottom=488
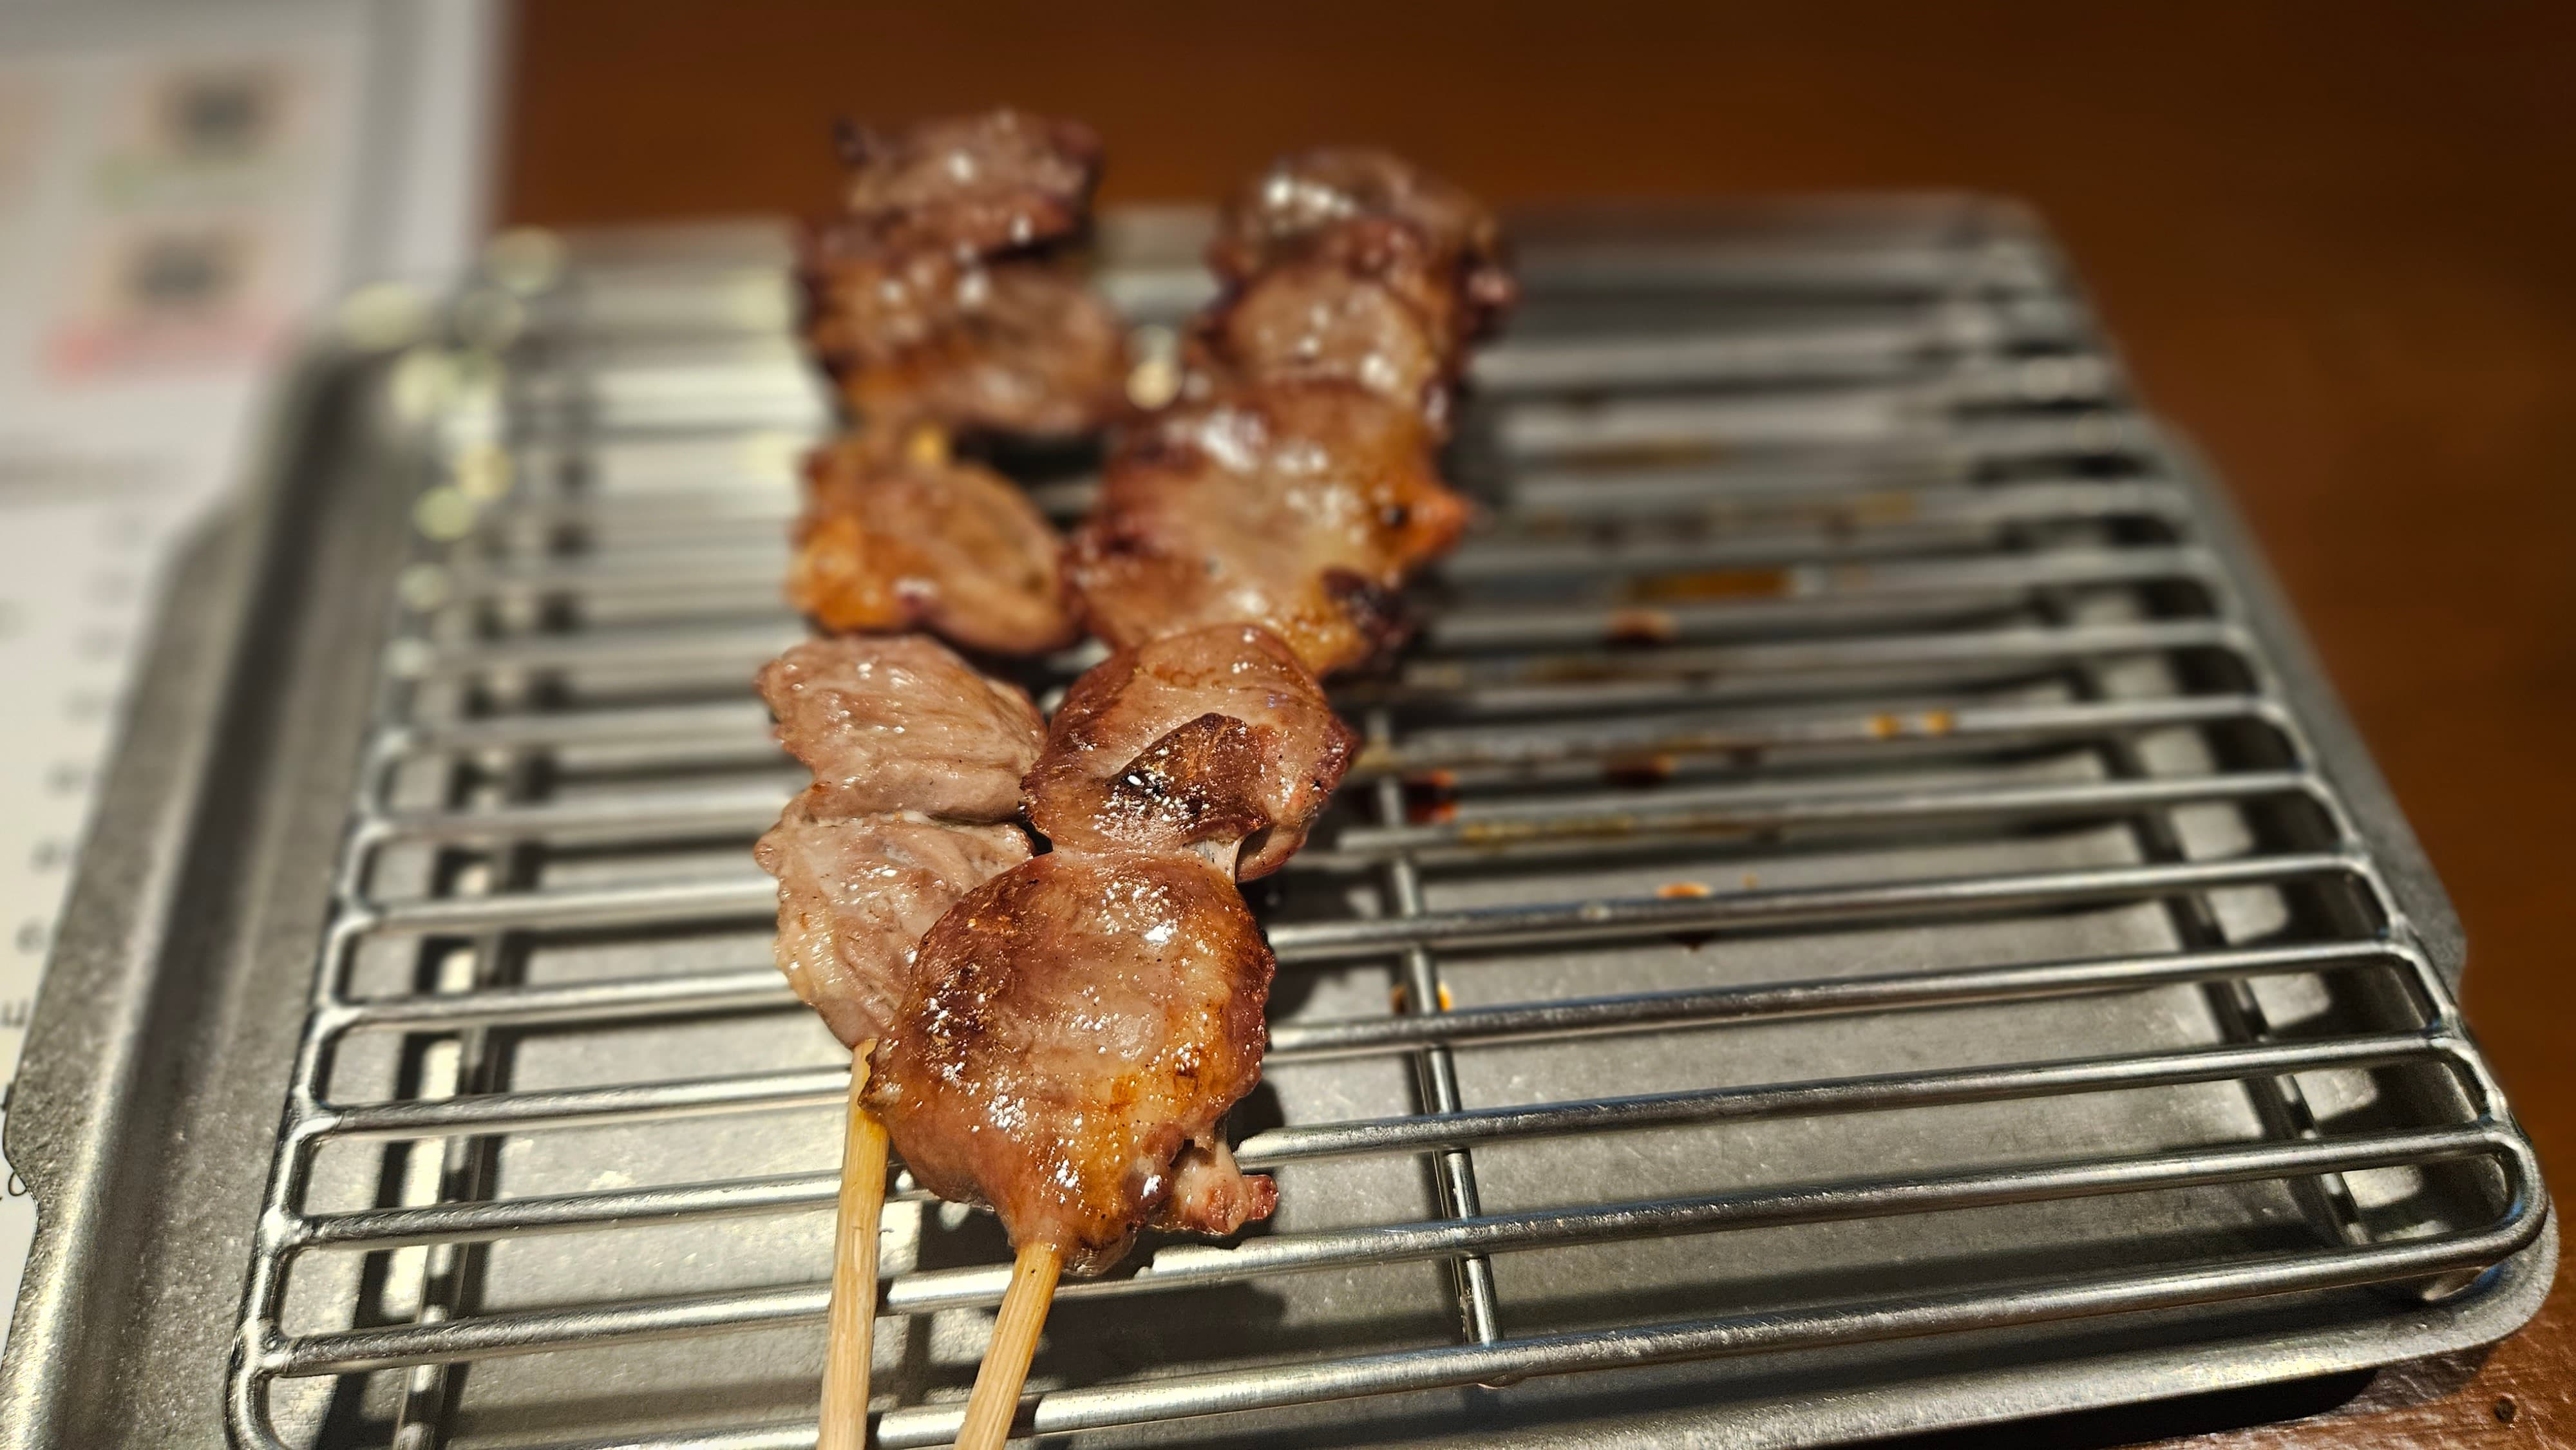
left=819, top=1042, right=889, bottom=1450
left=954, top=1241, right=1064, bottom=1450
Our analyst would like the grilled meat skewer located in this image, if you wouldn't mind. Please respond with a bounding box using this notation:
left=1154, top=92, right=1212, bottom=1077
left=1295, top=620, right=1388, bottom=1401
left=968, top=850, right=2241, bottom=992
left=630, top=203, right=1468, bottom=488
left=804, top=108, right=1127, bottom=444
left=759, top=634, right=1046, bottom=823
left=755, top=635, right=1048, bottom=1047
left=764, top=127, right=1508, bottom=1450
left=759, top=802, right=1033, bottom=1050
left=1209, top=145, right=1516, bottom=341
left=832, top=108, right=1103, bottom=258
left=865, top=622, right=1354, bottom=1267
left=779, top=108, right=1125, bottom=1450
left=788, top=434, right=1081, bottom=655
left=1186, top=214, right=1473, bottom=433
left=1067, top=380, right=1472, bottom=676
left=1023, top=623, right=1358, bottom=879
left=802, top=240, right=1130, bottom=440
left=866, top=849, right=1280, bottom=1276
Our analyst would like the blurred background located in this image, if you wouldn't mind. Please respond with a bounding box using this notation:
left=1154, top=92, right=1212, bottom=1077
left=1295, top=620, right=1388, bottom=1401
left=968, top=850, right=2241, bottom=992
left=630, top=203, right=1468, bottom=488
left=3, top=1, right=2571, bottom=1443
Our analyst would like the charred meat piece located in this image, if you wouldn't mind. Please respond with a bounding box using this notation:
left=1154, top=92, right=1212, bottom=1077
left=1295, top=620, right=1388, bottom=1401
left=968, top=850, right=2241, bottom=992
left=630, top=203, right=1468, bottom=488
left=757, top=799, right=1032, bottom=1048
left=833, top=108, right=1103, bottom=256
left=1209, top=146, right=1515, bottom=337
left=757, top=635, right=1045, bottom=822
left=809, top=252, right=1130, bottom=439
left=1023, top=624, right=1357, bottom=878
left=1186, top=216, right=1466, bottom=432
left=1065, top=381, right=1472, bottom=675
left=866, top=851, right=1277, bottom=1275
left=788, top=437, right=1078, bottom=655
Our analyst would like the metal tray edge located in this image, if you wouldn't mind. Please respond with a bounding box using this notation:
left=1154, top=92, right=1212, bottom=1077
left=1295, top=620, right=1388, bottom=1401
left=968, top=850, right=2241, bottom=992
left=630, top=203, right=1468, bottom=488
left=0, top=343, right=390, bottom=1450
left=2154, top=431, right=2469, bottom=988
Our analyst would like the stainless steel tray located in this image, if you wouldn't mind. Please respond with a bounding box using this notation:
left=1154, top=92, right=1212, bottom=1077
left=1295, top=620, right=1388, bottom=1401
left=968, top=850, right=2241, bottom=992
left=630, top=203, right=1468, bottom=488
left=0, top=198, right=2549, bottom=1450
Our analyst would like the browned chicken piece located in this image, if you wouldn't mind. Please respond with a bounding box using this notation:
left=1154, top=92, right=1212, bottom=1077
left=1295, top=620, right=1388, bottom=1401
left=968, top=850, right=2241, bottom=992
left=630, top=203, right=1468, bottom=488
left=788, top=436, right=1078, bottom=655
left=833, top=108, right=1103, bottom=256
left=757, top=634, right=1045, bottom=822
left=1208, top=146, right=1516, bottom=339
left=866, top=851, right=1278, bottom=1276
left=807, top=249, right=1130, bottom=438
left=1023, top=624, right=1357, bottom=879
left=757, top=798, right=1032, bottom=1048
left=1186, top=216, right=1467, bottom=433
left=1065, top=381, right=1472, bottom=675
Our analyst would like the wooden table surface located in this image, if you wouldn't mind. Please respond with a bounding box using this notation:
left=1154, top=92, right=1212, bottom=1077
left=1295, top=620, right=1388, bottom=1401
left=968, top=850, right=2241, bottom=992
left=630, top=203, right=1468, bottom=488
left=505, top=4, right=2576, bottom=1444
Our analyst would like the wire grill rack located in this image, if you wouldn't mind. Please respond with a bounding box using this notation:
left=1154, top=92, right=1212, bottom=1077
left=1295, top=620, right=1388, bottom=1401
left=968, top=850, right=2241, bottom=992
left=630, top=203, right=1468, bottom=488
left=225, top=202, right=2546, bottom=1449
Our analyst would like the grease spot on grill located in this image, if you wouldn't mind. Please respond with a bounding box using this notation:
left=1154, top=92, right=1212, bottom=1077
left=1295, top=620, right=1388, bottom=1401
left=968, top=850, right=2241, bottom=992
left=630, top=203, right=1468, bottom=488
left=1604, top=753, right=1676, bottom=787
left=1847, top=490, right=1918, bottom=525
left=1402, top=775, right=1459, bottom=824
left=1390, top=983, right=1455, bottom=1012
left=1605, top=608, right=1678, bottom=645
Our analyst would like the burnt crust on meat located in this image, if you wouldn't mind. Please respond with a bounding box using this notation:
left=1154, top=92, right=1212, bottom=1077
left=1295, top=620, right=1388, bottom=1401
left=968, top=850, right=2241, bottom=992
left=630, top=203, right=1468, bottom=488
left=1318, top=567, right=1414, bottom=665
left=1092, top=711, right=1273, bottom=854
left=1023, top=623, right=1358, bottom=878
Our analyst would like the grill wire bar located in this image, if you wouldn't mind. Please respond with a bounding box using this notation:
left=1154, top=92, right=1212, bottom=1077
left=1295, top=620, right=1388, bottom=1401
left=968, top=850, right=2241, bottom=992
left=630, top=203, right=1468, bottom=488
left=1367, top=751, right=1506, bottom=1350
left=225, top=202, right=2546, bottom=1450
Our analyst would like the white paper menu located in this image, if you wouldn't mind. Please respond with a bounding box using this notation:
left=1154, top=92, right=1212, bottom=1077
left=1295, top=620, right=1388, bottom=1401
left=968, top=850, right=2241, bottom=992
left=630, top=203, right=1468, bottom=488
left=0, top=0, right=498, bottom=1347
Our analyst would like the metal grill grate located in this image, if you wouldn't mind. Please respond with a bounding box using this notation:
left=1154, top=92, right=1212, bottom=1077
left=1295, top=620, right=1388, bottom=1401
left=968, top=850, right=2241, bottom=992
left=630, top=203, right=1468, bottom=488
left=226, top=202, right=2546, bottom=1450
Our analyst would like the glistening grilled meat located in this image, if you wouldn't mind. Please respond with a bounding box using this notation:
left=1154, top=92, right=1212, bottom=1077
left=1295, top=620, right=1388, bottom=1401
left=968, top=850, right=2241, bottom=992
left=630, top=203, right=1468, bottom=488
left=865, top=851, right=1278, bottom=1276
left=1186, top=216, right=1467, bottom=433
left=757, top=634, right=1045, bottom=822
left=788, top=435, right=1077, bottom=655
left=757, top=800, right=1032, bottom=1048
left=804, top=245, right=1129, bottom=439
left=1208, top=146, right=1515, bottom=339
left=1023, top=624, right=1357, bottom=879
left=1066, top=381, right=1471, bottom=676
left=832, top=108, right=1103, bottom=256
